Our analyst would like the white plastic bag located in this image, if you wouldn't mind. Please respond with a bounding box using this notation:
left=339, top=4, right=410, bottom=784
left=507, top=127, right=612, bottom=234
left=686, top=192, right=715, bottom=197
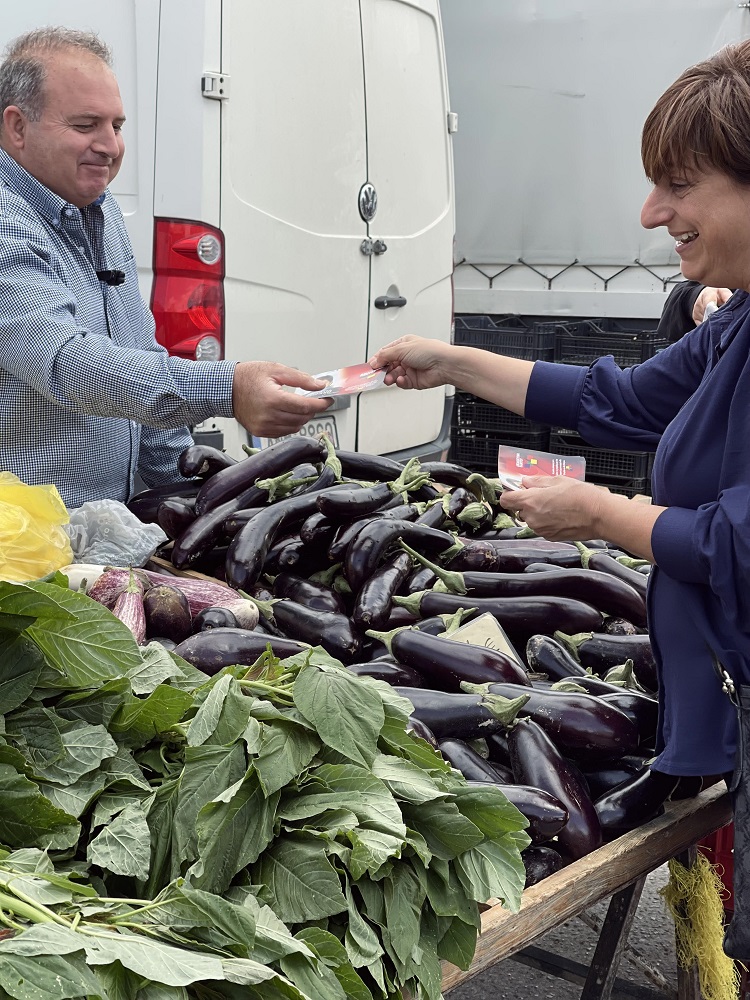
left=64, top=499, right=167, bottom=567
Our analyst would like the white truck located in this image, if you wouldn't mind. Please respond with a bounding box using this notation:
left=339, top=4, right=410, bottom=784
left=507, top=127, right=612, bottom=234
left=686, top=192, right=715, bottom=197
left=440, top=0, right=750, bottom=323
left=4, top=1, right=456, bottom=462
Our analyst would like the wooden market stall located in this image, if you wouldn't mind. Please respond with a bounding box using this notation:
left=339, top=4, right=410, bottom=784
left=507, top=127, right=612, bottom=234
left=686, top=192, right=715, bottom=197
left=442, top=782, right=733, bottom=999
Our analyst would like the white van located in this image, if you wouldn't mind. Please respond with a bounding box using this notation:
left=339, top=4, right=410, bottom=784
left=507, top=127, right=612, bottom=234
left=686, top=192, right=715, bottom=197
left=5, top=0, right=456, bottom=461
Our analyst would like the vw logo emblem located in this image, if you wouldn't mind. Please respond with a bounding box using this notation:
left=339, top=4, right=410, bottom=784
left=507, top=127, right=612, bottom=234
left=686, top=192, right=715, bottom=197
left=358, top=182, right=378, bottom=222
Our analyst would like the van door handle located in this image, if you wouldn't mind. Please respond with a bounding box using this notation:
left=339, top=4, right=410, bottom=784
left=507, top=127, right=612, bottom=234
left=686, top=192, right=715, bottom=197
left=374, top=295, right=407, bottom=310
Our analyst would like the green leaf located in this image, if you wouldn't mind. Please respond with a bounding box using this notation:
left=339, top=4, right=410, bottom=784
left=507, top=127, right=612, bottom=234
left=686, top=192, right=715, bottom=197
left=371, top=754, right=448, bottom=805
left=31, top=719, right=118, bottom=786
left=343, top=881, right=383, bottom=968
left=82, top=933, right=225, bottom=987
left=4, top=709, right=64, bottom=771
left=400, top=799, right=484, bottom=860
left=127, top=642, right=183, bottom=695
left=194, top=766, right=280, bottom=894
left=0, top=925, right=83, bottom=957
left=348, top=829, right=403, bottom=880
left=136, top=984, right=188, bottom=1000
left=278, top=953, right=347, bottom=1000
left=108, top=684, right=193, bottom=749
left=87, top=800, right=151, bottom=877
left=54, top=677, right=133, bottom=728
left=39, top=771, right=108, bottom=820
left=0, top=582, right=76, bottom=629
left=451, top=784, right=531, bottom=840
left=255, top=721, right=320, bottom=796
left=0, top=764, right=79, bottom=850
left=0, top=952, right=101, bottom=1000
left=141, top=779, right=179, bottom=898
left=305, top=764, right=406, bottom=839
left=172, top=744, right=247, bottom=868
left=26, top=582, right=143, bottom=687
left=219, top=957, right=281, bottom=987
left=437, top=916, right=478, bottom=970
left=254, top=837, right=347, bottom=923
left=224, top=890, right=316, bottom=965
left=383, top=865, right=424, bottom=965
left=421, top=859, right=480, bottom=926
left=0, top=631, right=46, bottom=714
left=455, top=837, right=527, bottom=912
left=187, top=676, right=255, bottom=748
left=293, top=664, right=384, bottom=767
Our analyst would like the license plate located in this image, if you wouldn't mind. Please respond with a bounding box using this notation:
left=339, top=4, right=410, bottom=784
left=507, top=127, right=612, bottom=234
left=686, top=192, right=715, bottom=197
left=258, top=414, right=338, bottom=450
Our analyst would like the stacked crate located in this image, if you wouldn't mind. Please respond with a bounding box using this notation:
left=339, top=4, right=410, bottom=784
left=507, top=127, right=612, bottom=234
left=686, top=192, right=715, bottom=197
left=449, top=315, right=554, bottom=477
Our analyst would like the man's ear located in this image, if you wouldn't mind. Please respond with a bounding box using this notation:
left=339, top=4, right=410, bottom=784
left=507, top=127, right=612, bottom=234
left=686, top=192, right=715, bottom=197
left=1, top=107, right=27, bottom=150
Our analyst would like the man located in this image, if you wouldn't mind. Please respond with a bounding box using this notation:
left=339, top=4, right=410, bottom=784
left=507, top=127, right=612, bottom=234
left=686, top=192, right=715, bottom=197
left=0, top=27, right=330, bottom=507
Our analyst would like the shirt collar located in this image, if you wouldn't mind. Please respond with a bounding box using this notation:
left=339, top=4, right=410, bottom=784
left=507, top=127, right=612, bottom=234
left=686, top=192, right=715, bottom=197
left=0, top=147, right=105, bottom=226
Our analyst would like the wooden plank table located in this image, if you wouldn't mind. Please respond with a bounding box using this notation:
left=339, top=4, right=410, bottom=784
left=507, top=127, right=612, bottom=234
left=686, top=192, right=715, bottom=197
left=442, top=782, right=732, bottom=998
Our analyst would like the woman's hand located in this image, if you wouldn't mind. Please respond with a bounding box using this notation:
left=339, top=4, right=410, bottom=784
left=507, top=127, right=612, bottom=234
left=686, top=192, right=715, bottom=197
left=692, top=286, right=733, bottom=324
left=368, top=336, right=460, bottom=390
left=496, top=476, right=614, bottom=542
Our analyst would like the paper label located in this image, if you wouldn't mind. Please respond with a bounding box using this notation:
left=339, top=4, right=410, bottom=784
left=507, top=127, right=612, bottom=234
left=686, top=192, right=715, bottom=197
left=442, top=612, right=525, bottom=666
left=497, top=445, right=586, bottom=490
left=296, top=363, right=387, bottom=398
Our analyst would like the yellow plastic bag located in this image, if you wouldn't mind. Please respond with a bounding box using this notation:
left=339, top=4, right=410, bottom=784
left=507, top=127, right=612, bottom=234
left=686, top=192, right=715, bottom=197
left=0, top=472, right=73, bottom=582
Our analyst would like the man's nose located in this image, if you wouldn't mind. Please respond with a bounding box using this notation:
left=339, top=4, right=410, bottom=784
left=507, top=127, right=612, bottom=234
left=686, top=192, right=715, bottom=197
left=92, top=125, right=122, bottom=159
left=641, top=186, right=672, bottom=230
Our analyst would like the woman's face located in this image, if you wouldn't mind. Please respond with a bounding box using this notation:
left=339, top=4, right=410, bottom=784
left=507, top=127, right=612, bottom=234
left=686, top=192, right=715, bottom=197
left=641, top=167, right=750, bottom=291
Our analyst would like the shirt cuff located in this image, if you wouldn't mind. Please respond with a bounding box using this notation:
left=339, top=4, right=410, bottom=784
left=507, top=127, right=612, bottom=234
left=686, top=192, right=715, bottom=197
left=171, top=358, right=237, bottom=420
left=651, top=506, right=706, bottom=583
left=525, top=361, right=588, bottom=428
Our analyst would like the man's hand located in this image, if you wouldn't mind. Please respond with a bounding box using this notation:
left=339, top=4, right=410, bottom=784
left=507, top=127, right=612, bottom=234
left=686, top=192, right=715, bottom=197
left=368, top=336, right=459, bottom=390
left=232, top=361, right=331, bottom=438
left=692, top=286, right=732, bottom=325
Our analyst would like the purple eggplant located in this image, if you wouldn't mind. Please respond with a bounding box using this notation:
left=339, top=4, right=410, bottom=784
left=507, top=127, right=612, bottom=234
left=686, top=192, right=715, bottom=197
left=522, top=845, right=565, bottom=887
left=419, top=461, right=473, bottom=489
left=601, top=615, right=642, bottom=636
left=395, top=591, right=602, bottom=648
left=178, top=443, right=237, bottom=479
left=448, top=538, right=582, bottom=573
left=393, top=687, right=529, bottom=741
left=407, top=547, right=646, bottom=626
left=156, top=499, right=197, bottom=540
left=406, top=565, right=438, bottom=593
left=578, top=545, right=649, bottom=600
left=344, top=519, right=455, bottom=592
left=298, top=511, right=337, bottom=546
left=507, top=716, right=602, bottom=860
left=173, top=627, right=309, bottom=673
left=554, top=631, right=658, bottom=691
left=439, top=738, right=509, bottom=783
left=195, top=437, right=327, bottom=515
left=336, top=450, right=404, bottom=481
left=269, top=600, right=362, bottom=663
left=347, top=661, right=424, bottom=686
left=580, top=759, right=647, bottom=800
left=193, top=606, right=240, bottom=632
left=405, top=716, right=439, bottom=748
left=326, top=504, right=421, bottom=563
left=127, top=481, right=202, bottom=523
left=352, top=551, right=413, bottom=630
left=112, top=572, right=147, bottom=645
left=600, top=690, right=659, bottom=747
left=368, top=625, right=531, bottom=691
left=526, top=634, right=589, bottom=680
left=142, top=584, right=193, bottom=644
left=272, top=572, right=345, bottom=614
left=263, top=534, right=330, bottom=578
left=467, top=681, right=639, bottom=762
left=594, top=767, right=680, bottom=838
left=466, top=780, right=570, bottom=846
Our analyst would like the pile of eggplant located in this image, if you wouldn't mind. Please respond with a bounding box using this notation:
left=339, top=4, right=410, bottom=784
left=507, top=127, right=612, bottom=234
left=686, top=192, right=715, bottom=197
left=120, top=436, right=707, bottom=888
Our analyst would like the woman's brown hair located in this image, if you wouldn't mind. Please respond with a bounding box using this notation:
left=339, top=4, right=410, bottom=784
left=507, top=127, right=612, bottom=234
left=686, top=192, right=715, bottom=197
left=642, top=40, right=750, bottom=185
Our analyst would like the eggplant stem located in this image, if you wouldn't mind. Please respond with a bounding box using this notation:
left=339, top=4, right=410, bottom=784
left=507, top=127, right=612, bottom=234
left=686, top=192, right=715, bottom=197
left=573, top=540, right=594, bottom=568
left=392, top=592, right=424, bottom=617
left=398, top=541, right=467, bottom=595
left=616, top=555, right=652, bottom=571
left=553, top=630, right=592, bottom=660
left=439, top=609, right=473, bottom=634
left=320, top=434, right=343, bottom=481
left=309, top=562, right=342, bottom=588
left=465, top=473, right=503, bottom=504
left=364, top=625, right=408, bottom=653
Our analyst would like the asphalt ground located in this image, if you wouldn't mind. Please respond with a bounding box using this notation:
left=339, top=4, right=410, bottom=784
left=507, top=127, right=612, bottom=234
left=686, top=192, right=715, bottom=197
left=448, top=865, right=678, bottom=1000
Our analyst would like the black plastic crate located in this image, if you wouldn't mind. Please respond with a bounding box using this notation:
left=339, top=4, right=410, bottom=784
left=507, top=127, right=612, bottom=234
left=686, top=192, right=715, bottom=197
left=452, top=392, right=549, bottom=438
left=587, top=474, right=652, bottom=499
left=454, top=314, right=556, bottom=362
left=551, top=318, right=669, bottom=367
left=550, top=428, right=654, bottom=482
left=450, top=429, right=551, bottom=474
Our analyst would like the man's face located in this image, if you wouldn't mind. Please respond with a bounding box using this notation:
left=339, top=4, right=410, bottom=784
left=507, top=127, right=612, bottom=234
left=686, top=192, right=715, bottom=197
left=8, top=49, right=125, bottom=207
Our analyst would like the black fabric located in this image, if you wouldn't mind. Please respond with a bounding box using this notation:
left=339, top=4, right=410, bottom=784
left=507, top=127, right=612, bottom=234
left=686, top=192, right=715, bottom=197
left=723, top=683, right=750, bottom=960
left=656, top=281, right=703, bottom=343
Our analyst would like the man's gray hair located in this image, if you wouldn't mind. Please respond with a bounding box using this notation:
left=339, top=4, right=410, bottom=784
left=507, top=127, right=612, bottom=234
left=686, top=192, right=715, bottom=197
left=0, top=26, right=112, bottom=121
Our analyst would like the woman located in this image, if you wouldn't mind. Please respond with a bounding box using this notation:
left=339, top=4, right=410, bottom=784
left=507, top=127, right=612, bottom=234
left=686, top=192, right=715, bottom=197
left=370, top=40, right=750, bottom=956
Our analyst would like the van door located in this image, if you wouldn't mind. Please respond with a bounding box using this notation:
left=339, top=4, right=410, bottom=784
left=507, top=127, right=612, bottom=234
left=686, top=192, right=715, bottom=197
left=357, top=0, right=455, bottom=457
left=219, top=0, right=370, bottom=453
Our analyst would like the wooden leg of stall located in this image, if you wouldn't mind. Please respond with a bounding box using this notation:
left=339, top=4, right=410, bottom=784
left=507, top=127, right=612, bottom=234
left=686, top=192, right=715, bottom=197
left=579, top=876, right=647, bottom=1000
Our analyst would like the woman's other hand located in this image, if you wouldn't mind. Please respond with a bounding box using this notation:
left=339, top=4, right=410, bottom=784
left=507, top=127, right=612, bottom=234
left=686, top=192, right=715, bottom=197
left=497, top=476, right=616, bottom=542
left=692, top=286, right=733, bottom=324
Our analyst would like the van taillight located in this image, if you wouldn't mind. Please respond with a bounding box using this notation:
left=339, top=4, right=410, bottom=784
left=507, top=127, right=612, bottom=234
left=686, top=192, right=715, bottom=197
left=151, top=219, right=225, bottom=361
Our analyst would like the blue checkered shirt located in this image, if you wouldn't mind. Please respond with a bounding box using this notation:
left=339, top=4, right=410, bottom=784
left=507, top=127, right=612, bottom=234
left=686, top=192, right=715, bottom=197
left=0, top=149, right=236, bottom=508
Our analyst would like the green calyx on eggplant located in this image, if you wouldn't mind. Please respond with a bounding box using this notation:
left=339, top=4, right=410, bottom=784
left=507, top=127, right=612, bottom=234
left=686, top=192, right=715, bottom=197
left=554, top=631, right=658, bottom=692
left=393, top=686, right=530, bottom=741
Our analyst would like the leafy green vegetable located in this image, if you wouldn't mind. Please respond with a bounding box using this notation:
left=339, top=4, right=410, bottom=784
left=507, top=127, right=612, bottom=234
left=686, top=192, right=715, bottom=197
left=0, top=579, right=530, bottom=999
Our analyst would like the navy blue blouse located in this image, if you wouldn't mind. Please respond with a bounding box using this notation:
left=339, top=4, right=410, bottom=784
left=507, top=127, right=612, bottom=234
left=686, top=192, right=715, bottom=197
left=526, top=293, right=750, bottom=776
